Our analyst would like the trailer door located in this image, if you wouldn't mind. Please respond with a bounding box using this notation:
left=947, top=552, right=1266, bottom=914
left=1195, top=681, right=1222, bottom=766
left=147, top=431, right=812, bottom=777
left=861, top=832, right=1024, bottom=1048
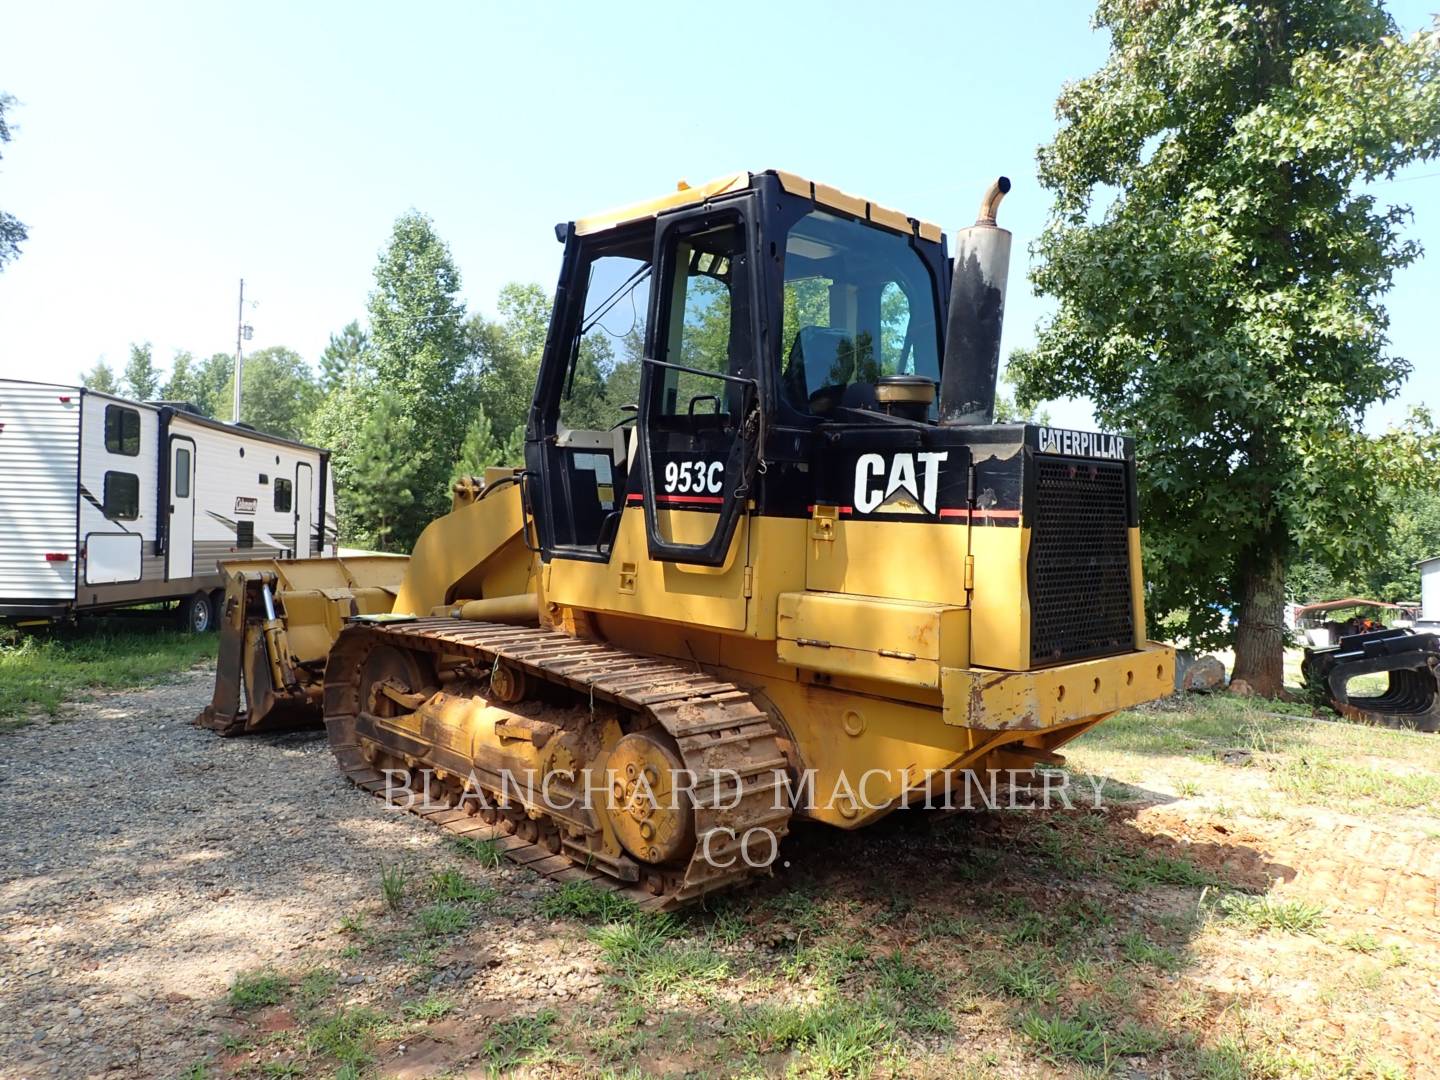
left=167, top=436, right=195, bottom=579
left=294, top=461, right=313, bottom=557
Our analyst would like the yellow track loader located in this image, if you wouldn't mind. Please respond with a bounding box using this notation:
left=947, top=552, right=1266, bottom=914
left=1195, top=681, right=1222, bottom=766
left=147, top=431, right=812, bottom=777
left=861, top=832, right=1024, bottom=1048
left=198, top=170, right=1174, bottom=909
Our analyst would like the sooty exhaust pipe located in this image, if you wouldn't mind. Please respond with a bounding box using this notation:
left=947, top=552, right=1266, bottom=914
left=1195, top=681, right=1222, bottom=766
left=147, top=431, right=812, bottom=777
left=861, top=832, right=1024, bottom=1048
left=939, top=176, right=1012, bottom=426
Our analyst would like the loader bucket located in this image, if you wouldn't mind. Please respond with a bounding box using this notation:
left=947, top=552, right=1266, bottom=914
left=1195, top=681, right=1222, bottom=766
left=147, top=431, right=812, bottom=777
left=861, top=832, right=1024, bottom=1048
left=196, top=555, right=408, bottom=735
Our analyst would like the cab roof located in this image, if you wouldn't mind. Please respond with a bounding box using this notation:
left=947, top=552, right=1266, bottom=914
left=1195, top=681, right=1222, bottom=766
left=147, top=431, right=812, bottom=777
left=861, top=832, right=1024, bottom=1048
left=574, top=169, right=943, bottom=244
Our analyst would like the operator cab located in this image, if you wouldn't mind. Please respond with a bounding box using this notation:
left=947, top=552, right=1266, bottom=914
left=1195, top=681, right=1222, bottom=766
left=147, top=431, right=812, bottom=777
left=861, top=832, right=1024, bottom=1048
left=525, top=170, right=951, bottom=567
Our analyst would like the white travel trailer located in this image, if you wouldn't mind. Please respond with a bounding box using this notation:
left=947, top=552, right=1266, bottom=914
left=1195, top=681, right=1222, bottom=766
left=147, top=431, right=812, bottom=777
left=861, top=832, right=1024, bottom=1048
left=0, top=378, right=338, bottom=629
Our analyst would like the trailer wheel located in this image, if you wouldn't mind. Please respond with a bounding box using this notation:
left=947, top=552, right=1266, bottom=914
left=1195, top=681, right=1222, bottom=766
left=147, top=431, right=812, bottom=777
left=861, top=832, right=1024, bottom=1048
left=180, top=591, right=215, bottom=634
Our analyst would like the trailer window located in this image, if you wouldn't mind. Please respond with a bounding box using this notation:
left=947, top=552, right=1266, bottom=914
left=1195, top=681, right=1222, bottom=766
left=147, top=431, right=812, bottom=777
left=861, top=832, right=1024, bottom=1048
left=104, top=405, right=141, bottom=456
left=174, top=448, right=190, bottom=498
left=274, top=477, right=292, bottom=513
left=236, top=521, right=254, bottom=548
left=103, top=471, right=140, bottom=520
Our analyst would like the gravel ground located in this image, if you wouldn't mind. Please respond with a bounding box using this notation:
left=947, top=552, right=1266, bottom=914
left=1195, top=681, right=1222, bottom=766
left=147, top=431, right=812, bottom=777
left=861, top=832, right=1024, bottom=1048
left=0, top=666, right=456, bottom=1079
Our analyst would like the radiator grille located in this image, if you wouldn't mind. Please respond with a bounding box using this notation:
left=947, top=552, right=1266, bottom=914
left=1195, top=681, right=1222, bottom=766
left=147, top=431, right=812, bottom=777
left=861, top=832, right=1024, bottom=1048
left=1029, top=456, right=1134, bottom=665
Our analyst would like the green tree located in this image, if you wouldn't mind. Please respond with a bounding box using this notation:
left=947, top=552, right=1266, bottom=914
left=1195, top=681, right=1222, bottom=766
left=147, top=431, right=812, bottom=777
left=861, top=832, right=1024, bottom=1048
left=450, top=409, right=503, bottom=485
left=229, top=346, right=320, bottom=440
left=1011, top=1, right=1440, bottom=695
left=123, top=343, right=161, bottom=400
left=305, top=372, right=376, bottom=544
left=162, top=351, right=198, bottom=403
left=194, top=353, right=235, bottom=419
left=344, top=389, right=424, bottom=552
left=82, top=360, right=120, bottom=393
left=366, top=210, right=478, bottom=542
left=0, top=93, right=25, bottom=271
left=320, top=320, right=369, bottom=392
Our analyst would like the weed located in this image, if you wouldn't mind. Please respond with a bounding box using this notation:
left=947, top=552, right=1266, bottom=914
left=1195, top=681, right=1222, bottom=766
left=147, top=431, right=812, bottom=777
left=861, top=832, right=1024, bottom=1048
left=1119, top=930, right=1184, bottom=971
left=923, top=915, right=977, bottom=939
left=593, top=917, right=728, bottom=999
left=1106, top=849, right=1216, bottom=889
left=219, top=1034, right=253, bottom=1053
left=704, top=907, right=749, bottom=946
left=228, top=969, right=287, bottom=1009
left=416, top=901, right=472, bottom=937
left=872, top=950, right=934, bottom=995
left=1212, top=892, right=1326, bottom=934
left=380, top=863, right=408, bottom=912
left=540, top=880, right=640, bottom=923
left=179, top=1062, right=209, bottom=1080
left=986, top=959, right=1060, bottom=1004
left=452, top=835, right=504, bottom=867
left=429, top=867, right=493, bottom=904
left=296, top=968, right=337, bottom=1008
left=402, top=993, right=456, bottom=1021
left=900, top=1003, right=954, bottom=1034
left=1020, top=1003, right=1164, bottom=1067
left=259, top=1062, right=303, bottom=1079
left=337, top=913, right=366, bottom=935
left=483, top=1010, right=558, bottom=1070
left=1340, top=930, right=1380, bottom=954
left=305, top=1006, right=384, bottom=1070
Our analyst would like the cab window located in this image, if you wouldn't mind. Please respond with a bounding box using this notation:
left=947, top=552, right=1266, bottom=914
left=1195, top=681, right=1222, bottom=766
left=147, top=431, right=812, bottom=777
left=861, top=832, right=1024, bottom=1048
left=780, top=210, right=940, bottom=416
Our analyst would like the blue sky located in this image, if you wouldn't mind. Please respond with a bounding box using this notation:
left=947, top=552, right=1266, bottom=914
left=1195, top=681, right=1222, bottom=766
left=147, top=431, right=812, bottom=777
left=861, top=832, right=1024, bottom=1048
left=1, top=0, right=1436, bottom=431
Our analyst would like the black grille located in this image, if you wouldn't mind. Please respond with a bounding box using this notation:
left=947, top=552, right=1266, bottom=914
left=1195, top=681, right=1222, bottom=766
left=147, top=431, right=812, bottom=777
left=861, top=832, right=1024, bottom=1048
left=1029, top=456, right=1134, bottom=665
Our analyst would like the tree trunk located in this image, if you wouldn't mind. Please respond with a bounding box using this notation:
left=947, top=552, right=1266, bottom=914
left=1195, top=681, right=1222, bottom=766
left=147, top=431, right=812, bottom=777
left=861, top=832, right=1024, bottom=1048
left=1231, top=544, right=1288, bottom=698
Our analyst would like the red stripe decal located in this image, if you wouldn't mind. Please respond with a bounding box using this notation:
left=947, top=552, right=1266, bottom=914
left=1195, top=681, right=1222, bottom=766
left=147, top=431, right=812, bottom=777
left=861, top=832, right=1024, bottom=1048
left=627, top=493, right=725, bottom=505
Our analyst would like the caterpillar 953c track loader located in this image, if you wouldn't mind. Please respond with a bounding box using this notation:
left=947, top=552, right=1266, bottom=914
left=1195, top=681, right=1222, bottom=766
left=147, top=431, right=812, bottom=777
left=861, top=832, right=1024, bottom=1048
left=198, top=170, right=1175, bottom=909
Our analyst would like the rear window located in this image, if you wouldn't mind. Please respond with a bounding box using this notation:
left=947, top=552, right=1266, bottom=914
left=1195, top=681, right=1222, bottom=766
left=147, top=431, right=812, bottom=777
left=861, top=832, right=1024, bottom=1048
left=104, top=405, right=141, bottom=455
left=103, top=471, right=139, bottom=520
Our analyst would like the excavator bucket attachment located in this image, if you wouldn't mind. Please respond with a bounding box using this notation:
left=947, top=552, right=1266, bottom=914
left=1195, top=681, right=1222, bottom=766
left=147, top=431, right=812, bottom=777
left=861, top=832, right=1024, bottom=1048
left=1303, top=628, right=1440, bottom=733
left=197, top=555, right=408, bottom=735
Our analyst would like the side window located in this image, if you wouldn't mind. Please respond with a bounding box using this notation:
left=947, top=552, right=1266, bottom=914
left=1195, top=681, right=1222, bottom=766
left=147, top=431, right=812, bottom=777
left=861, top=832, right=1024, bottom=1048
left=654, top=220, right=751, bottom=423
left=274, top=477, right=293, bottom=513
left=236, top=521, right=255, bottom=549
left=174, top=448, right=190, bottom=498
left=103, top=471, right=139, bottom=519
left=560, top=251, right=651, bottom=431
left=104, top=405, right=141, bottom=455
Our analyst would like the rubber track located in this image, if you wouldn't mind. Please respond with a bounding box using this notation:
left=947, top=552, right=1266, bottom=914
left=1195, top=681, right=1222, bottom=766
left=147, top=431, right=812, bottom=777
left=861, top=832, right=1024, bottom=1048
left=324, top=618, right=792, bottom=911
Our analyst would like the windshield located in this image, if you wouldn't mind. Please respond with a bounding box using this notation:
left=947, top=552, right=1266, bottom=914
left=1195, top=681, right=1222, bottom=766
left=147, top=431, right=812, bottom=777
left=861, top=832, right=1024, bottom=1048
left=780, top=209, right=941, bottom=417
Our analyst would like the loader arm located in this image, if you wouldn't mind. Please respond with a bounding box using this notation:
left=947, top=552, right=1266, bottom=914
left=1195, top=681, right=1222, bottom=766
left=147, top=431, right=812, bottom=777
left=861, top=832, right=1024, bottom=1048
left=196, top=473, right=534, bottom=735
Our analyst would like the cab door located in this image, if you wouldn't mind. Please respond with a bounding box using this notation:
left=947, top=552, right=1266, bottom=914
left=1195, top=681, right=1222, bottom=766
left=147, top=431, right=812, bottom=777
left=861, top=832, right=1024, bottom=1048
left=637, top=201, right=763, bottom=570
left=294, top=462, right=314, bottom=557
left=166, top=436, right=195, bottom=580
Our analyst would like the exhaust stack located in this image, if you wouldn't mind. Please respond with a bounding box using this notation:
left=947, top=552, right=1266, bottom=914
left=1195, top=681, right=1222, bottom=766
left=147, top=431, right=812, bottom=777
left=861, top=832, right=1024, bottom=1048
left=939, top=177, right=1012, bottom=426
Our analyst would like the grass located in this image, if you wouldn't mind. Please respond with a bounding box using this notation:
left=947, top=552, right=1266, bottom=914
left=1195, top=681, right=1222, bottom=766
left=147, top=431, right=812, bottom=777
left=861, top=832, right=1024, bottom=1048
left=540, top=880, right=641, bottom=923
left=402, top=993, right=457, bottom=1021
left=428, top=867, right=494, bottom=904
left=592, top=917, right=730, bottom=1000
left=1019, top=1004, right=1165, bottom=1067
left=415, top=901, right=473, bottom=937
left=1273, top=755, right=1440, bottom=810
left=228, top=969, right=287, bottom=1009
left=483, top=1010, right=559, bottom=1071
left=1211, top=892, right=1327, bottom=934
left=380, top=863, right=408, bottom=912
left=304, top=1007, right=384, bottom=1072
left=452, top=835, right=505, bottom=867
left=732, top=999, right=897, bottom=1076
left=985, top=958, right=1061, bottom=1004
left=0, top=619, right=217, bottom=721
